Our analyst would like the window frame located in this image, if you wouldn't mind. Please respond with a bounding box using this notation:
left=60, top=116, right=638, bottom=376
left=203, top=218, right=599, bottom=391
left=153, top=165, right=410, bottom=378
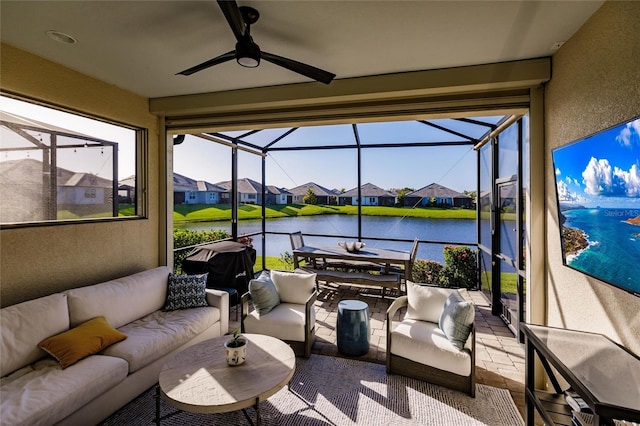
left=0, top=92, right=148, bottom=228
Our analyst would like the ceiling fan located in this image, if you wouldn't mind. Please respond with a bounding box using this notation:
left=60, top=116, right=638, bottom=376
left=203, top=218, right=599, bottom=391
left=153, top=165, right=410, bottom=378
left=176, top=0, right=336, bottom=84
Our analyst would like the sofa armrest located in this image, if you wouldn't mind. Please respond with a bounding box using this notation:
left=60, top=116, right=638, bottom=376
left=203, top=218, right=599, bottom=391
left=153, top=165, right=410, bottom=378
left=205, top=288, right=229, bottom=336
left=386, top=295, right=407, bottom=368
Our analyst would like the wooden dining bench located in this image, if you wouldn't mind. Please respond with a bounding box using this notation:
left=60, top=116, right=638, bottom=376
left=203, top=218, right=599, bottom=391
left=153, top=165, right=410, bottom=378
left=301, top=267, right=402, bottom=297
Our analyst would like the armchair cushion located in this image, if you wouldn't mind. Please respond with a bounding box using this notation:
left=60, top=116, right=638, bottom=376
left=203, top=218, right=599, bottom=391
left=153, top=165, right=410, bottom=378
left=439, top=291, right=475, bottom=350
left=404, top=281, right=452, bottom=323
left=270, top=269, right=316, bottom=304
left=243, top=303, right=314, bottom=342
left=390, top=318, right=472, bottom=376
left=248, top=271, right=280, bottom=316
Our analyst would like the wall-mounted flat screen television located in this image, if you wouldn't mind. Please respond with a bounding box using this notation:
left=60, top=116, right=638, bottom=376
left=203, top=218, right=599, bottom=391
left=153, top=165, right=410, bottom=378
left=552, top=116, right=640, bottom=297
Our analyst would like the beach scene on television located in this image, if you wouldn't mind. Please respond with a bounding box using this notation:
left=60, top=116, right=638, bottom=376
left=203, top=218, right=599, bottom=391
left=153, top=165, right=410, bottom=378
left=553, top=117, right=640, bottom=295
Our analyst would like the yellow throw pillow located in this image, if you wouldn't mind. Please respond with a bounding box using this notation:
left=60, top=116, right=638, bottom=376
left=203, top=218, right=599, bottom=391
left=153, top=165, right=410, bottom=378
left=38, top=316, right=127, bottom=369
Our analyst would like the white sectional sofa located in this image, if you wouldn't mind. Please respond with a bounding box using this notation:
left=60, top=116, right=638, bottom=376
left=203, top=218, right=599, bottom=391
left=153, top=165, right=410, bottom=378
left=0, top=266, right=229, bottom=426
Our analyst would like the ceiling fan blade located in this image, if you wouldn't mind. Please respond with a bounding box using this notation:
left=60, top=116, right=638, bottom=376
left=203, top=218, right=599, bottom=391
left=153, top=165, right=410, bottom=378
left=261, top=51, right=335, bottom=84
left=217, top=0, right=247, bottom=42
left=176, top=51, right=236, bottom=76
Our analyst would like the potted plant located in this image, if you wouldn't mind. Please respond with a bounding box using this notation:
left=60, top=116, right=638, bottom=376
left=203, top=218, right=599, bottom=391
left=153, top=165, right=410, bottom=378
left=224, top=328, right=247, bottom=366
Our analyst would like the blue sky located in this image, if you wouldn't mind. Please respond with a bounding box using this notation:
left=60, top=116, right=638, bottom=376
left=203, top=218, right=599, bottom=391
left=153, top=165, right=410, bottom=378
left=174, top=120, right=492, bottom=193
left=554, top=117, right=640, bottom=208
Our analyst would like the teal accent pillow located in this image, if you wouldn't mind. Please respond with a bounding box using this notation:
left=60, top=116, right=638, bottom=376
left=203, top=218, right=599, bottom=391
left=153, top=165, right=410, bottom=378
left=438, top=291, right=475, bottom=350
left=249, top=271, right=280, bottom=316
left=163, top=273, right=209, bottom=311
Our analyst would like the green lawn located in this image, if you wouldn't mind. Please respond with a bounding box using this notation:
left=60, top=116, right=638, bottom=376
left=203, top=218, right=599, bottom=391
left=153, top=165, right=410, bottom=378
left=173, top=203, right=476, bottom=222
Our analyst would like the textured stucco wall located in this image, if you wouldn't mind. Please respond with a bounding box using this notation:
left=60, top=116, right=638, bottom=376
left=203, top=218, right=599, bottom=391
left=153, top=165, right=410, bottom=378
left=0, top=43, right=163, bottom=307
left=545, top=1, right=640, bottom=355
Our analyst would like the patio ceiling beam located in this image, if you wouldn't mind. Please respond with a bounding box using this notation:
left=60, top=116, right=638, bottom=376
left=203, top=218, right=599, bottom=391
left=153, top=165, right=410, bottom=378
left=418, top=120, right=477, bottom=142
left=265, top=140, right=475, bottom=152
left=195, top=133, right=265, bottom=157
left=239, top=129, right=262, bottom=139
left=474, top=114, right=522, bottom=150
left=1, top=121, right=119, bottom=146
left=1, top=123, right=48, bottom=149
left=205, top=132, right=263, bottom=152
left=455, top=117, right=496, bottom=128
left=262, top=127, right=299, bottom=151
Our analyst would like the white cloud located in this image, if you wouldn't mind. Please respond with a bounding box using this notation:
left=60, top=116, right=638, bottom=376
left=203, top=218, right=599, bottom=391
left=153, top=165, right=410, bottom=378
left=613, top=163, right=640, bottom=197
left=582, top=156, right=640, bottom=198
left=556, top=180, right=572, bottom=200
left=565, top=176, right=572, bottom=184
left=555, top=168, right=561, bottom=175
left=582, top=157, right=613, bottom=195
left=556, top=180, right=586, bottom=203
left=573, top=178, right=579, bottom=185
left=616, top=118, right=640, bottom=148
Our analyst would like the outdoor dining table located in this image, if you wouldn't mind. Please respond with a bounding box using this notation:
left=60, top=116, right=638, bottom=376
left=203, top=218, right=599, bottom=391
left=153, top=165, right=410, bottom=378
left=292, top=244, right=412, bottom=281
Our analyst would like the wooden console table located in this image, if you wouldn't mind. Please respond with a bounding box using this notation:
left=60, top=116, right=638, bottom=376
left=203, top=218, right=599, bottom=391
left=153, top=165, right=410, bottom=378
left=522, top=324, right=640, bottom=426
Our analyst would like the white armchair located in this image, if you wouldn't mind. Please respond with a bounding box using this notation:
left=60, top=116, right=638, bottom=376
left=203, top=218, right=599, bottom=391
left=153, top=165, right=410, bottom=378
left=386, top=282, right=476, bottom=396
left=241, top=269, right=317, bottom=357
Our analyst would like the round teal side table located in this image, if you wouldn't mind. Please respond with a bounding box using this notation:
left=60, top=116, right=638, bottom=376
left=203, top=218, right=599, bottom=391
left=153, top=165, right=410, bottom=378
left=336, top=300, right=370, bottom=356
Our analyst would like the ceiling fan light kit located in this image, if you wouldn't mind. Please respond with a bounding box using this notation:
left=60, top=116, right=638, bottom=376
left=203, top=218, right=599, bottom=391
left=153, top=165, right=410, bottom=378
left=236, top=41, right=260, bottom=68
left=177, top=0, right=335, bottom=84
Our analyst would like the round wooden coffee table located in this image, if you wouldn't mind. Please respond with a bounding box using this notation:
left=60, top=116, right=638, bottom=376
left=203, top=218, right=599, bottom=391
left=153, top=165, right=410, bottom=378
left=157, top=334, right=295, bottom=425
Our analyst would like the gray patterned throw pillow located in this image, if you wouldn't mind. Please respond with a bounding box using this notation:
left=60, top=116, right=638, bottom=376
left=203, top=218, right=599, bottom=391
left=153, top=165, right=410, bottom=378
left=163, top=273, right=209, bottom=311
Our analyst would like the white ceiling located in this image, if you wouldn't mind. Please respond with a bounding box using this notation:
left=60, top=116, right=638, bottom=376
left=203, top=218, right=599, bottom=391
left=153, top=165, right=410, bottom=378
left=1, top=1, right=603, bottom=99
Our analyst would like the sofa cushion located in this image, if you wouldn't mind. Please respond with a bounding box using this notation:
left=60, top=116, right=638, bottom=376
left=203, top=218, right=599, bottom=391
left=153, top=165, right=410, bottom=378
left=439, top=291, right=475, bottom=350
left=390, top=318, right=472, bottom=376
left=404, top=281, right=454, bottom=323
left=38, top=316, right=127, bottom=369
left=102, top=306, right=220, bottom=373
left=271, top=269, right=316, bottom=304
left=249, top=271, right=280, bottom=316
left=0, top=293, right=70, bottom=377
left=0, top=355, right=128, bottom=426
left=163, top=273, right=209, bottom=311
left=243, top=303, right=314, bottom=342
left=65, top=266, right=171, bottom=329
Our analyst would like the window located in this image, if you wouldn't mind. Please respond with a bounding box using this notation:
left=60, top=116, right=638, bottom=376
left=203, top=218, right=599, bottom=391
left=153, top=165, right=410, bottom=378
left=0, top=94, right=145, bottom=226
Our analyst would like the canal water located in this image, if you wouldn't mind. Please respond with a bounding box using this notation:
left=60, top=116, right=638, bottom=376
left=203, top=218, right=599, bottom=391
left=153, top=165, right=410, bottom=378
left=175, top=215, right=478, bottom=263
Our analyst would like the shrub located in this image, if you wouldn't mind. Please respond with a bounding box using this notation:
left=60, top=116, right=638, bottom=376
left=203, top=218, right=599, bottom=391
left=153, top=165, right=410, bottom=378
left=439, top=245, right=478, bottom=289
left=411, top=259, right=443, bottom=284
left=279, top=251, right=294, bottom=269
left=173, top=228, right=230, bottom=274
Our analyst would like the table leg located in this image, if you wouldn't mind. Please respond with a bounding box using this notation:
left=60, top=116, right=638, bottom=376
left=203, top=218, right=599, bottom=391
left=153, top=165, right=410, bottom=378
left=255, top=397, right=261, bottom=426
left=525, top=337, right=535, bottom=425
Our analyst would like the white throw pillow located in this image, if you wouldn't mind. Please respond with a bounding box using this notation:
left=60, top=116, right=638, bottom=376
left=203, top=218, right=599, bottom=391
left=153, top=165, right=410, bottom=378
left=270, top=269, right=316, bottom=304
left=404, top=281, right=454, bottom=323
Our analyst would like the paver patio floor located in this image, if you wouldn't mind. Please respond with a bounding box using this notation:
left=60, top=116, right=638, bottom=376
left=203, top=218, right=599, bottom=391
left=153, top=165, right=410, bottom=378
left=229, top=282, right=529, bottom=421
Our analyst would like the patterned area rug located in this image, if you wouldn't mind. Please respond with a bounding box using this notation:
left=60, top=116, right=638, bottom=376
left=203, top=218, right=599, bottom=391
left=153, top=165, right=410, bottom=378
left=101, top=355, right=524, bottom=426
